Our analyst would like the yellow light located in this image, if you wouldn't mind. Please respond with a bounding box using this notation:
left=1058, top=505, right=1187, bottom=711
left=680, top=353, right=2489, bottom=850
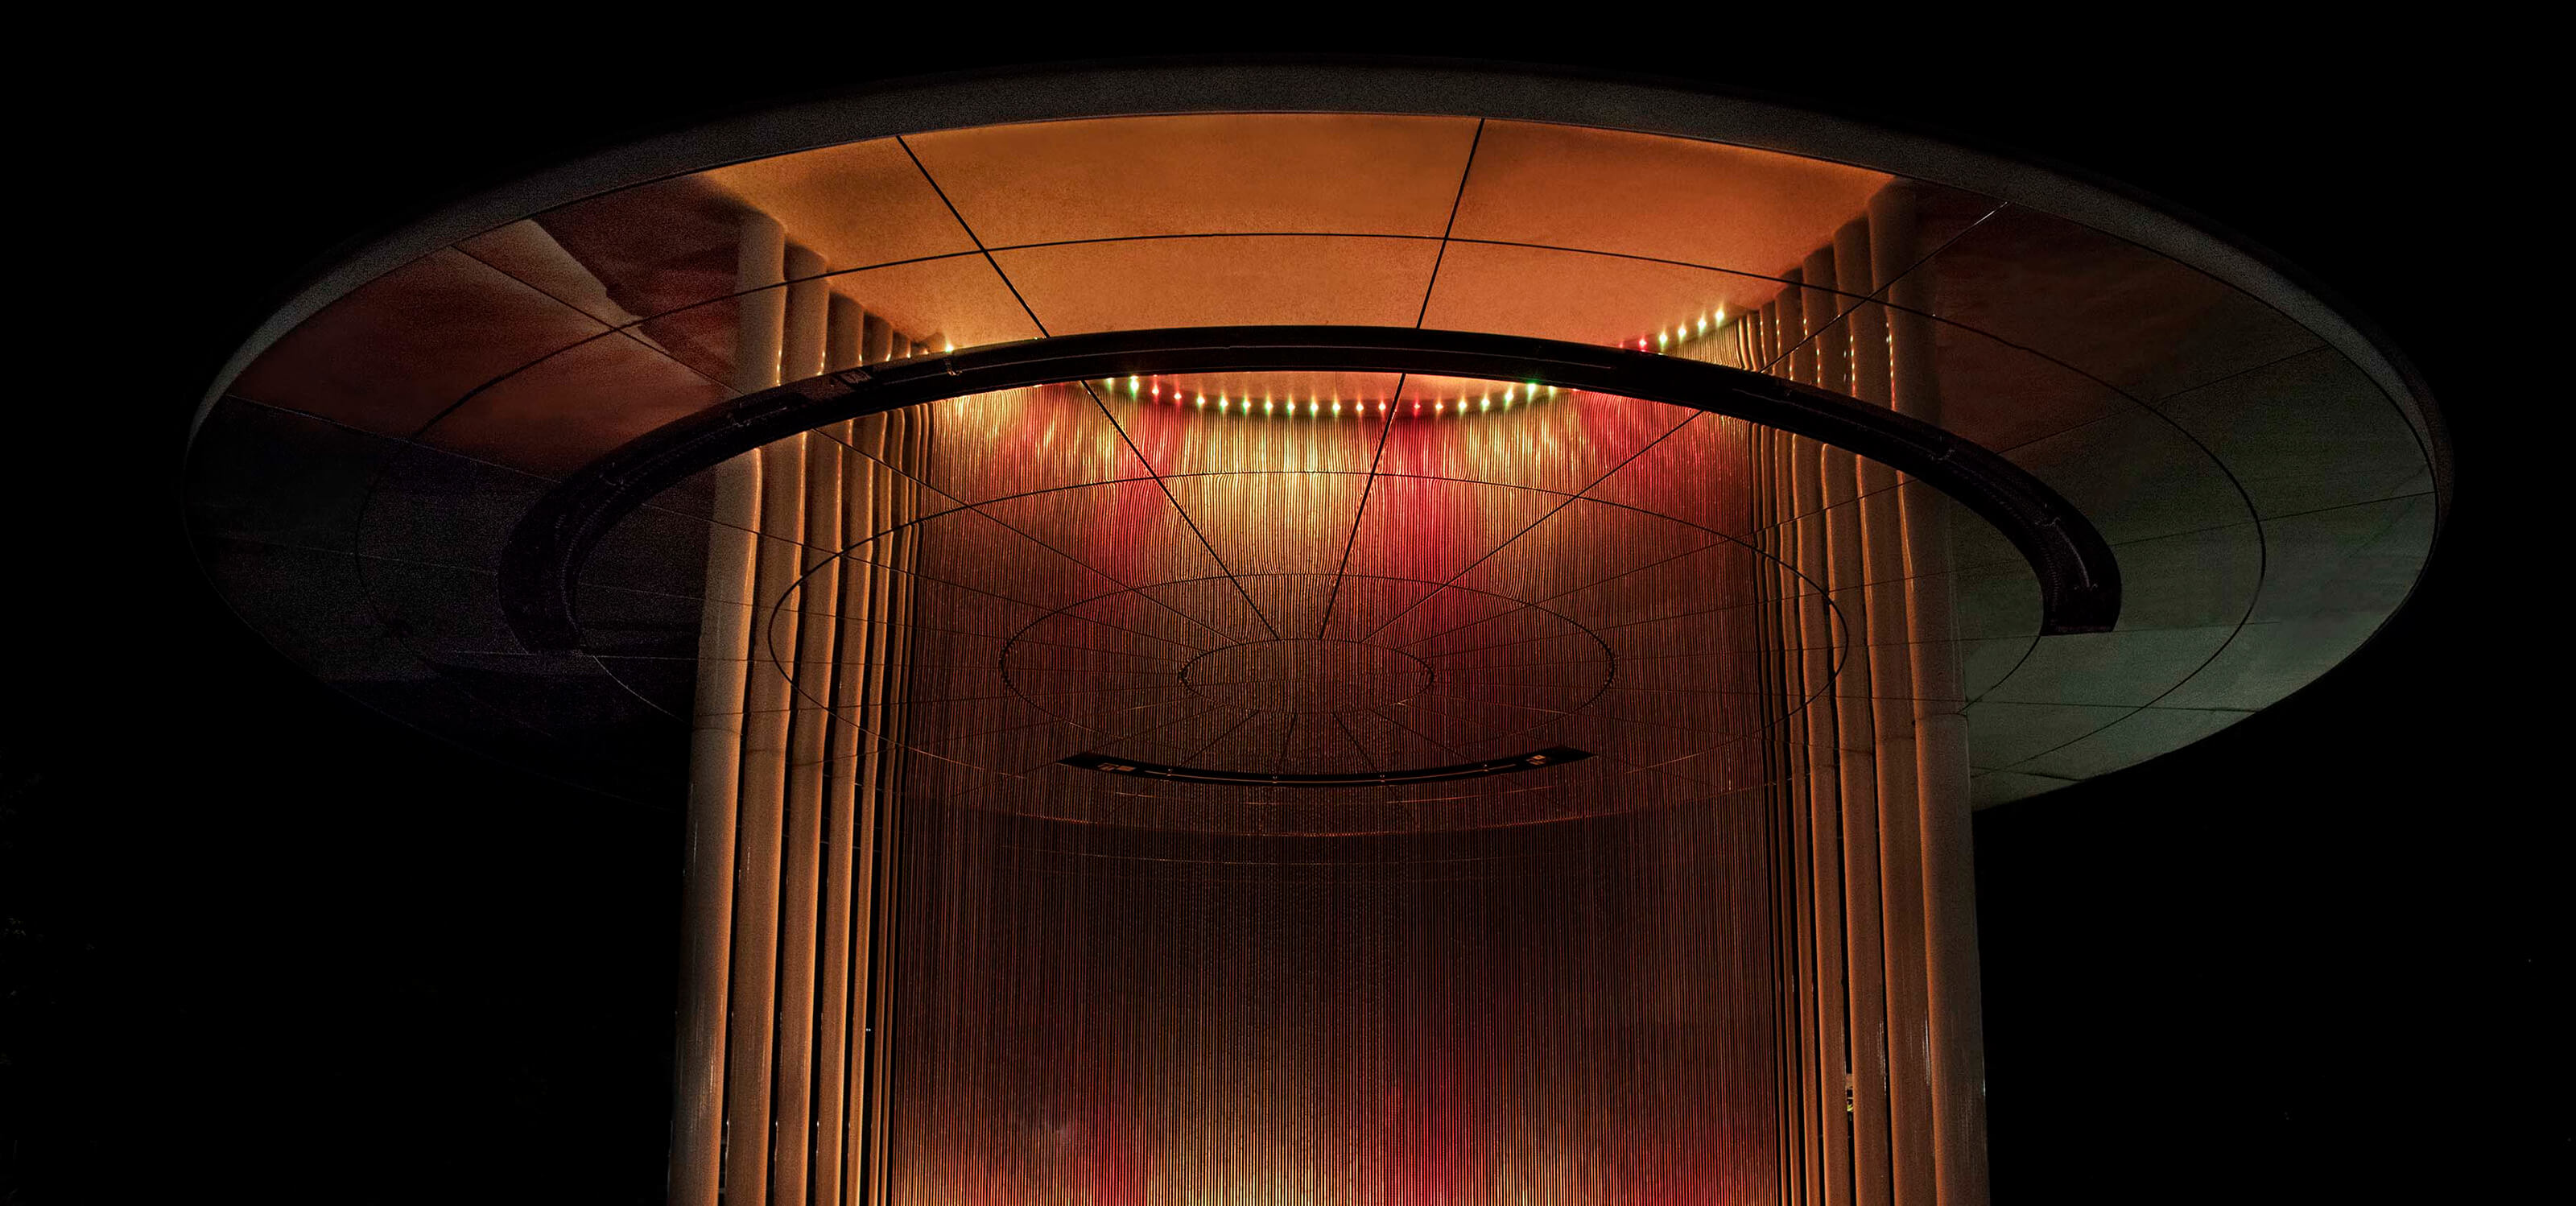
left=1331, top=401, right=1343, bottom=415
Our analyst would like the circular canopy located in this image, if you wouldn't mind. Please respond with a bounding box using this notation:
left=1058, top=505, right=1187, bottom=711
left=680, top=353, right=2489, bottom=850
left=184, top=62, right=2442, bottom=817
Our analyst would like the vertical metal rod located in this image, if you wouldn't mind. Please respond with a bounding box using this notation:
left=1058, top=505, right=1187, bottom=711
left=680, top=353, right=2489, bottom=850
left=671, top=212, right=783, bottom=1206
left=1808, top=242, right=1894, bottom=1206
left=1841, top=217, right=1937, bottom=1206
left=767, top=245, right=832, bottom=1206
left=1873, top=182, right=1992, bottom=1206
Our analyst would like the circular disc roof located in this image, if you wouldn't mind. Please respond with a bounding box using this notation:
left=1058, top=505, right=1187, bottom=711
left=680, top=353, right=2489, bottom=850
left=184, top=60, right=2442, bottom=818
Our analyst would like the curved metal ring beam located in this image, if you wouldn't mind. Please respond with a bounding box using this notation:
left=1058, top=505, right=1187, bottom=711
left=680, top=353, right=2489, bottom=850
left=498, top=324, right=2120, bottom=650
left=1059, top=746, right=1596, bottom=787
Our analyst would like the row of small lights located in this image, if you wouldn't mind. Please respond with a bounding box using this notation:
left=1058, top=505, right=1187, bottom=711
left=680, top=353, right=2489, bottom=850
left=1043, top=307, right=1735, bottom=418
left=1632, top=306, right=1730, bottom=353
left=1092, top=375, right=1562, bottom=419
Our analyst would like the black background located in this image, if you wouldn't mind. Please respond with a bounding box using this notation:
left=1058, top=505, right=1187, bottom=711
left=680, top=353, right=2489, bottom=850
left=5, top=43, right=2552, bottom=1204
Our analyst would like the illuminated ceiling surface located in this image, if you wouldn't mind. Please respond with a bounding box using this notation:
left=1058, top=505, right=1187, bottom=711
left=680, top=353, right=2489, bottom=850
left=184, top=66, right=2441, bottom=1204
left=194, top=104, right=2435, bottom=815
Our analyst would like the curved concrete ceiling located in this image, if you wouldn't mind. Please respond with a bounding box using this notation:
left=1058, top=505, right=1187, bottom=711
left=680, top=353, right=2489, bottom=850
left=184, top=68, right=2441, bottom=817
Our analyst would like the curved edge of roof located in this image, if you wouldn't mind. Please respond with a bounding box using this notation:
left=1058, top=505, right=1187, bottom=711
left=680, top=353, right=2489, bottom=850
left=186, top=60, right=2454, bottom=731
left=190, top=60, right=2447, bottom=498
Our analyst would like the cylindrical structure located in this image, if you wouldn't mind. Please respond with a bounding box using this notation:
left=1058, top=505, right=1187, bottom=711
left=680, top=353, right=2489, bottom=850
left=860, top=407, right=923, bottom=1206
left=669, top=212, right=785, bottom=1206
left=185, top=88, right=2441, bottom=1206
left=671, top=190, right=1988, bottom=1206
left=1791, top=402, right=1855, bottom=1206
left=1874, top=182, right=1991, bottom=1206
left=723, top=425, right=806, bottom=1206
left=766, top=243, right=836, bottom=1206
left=861, top=312, right=895, bottom=367
left=1781, top=270, right=1810, bottom=385
left=809, top=295, right=866, bottom=1206
left=667, top=239, right=935, bottom=1204
left=1841, top=217, right=1937, bottom=1206
left=1769, top=423, right=1821, bottom=1206
left=825, top=295, right=864, bottom=378
left=1806, top=245, right=1894, bottom=1206
left=1805, top=250, right=1845, bottom=398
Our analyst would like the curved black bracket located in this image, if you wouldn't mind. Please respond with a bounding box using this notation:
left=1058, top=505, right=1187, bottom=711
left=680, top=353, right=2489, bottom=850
left=1060, top=746, right=1594, bottom=787
left=500, top=324, right=2119, bottom=650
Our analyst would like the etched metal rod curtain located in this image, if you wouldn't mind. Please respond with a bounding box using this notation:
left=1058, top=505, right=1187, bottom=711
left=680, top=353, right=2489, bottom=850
left=676, top=181, right=1984, bottom=1206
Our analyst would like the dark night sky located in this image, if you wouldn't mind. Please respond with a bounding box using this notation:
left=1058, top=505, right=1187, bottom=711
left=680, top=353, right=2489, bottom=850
left=6, top=43, right=2552, bottom=1204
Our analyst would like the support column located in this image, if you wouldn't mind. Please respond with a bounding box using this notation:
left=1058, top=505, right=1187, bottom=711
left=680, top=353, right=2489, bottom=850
left=838, top=405, right=897, bottom=1206
left=1791, top=379, right=1854, bottom=1206
left=861, top=312, right=894, bottom=367
left=1781, top=271, right=1810, bottom=386
left=1809, top=240, right=1893, bottom=1206
left=1873, top=183, right=1990, bottom=1206
left=672, top=220, right=931, bottom=1206
left=1840, top=219, right=1938, bottom=1206
left=811, top=295, right=865, bottom=1206
left=859, top=405, right=920, bottom=1206
left=671, top=211, right=782, bottom=1206
left=767, top=245, right=832, bottom=1206
left=1765, top=424, right=1818, bottom=1206
left=1806, top=254, right=1846, bottom=398
left=721, top=234, right=807, bottom=1206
